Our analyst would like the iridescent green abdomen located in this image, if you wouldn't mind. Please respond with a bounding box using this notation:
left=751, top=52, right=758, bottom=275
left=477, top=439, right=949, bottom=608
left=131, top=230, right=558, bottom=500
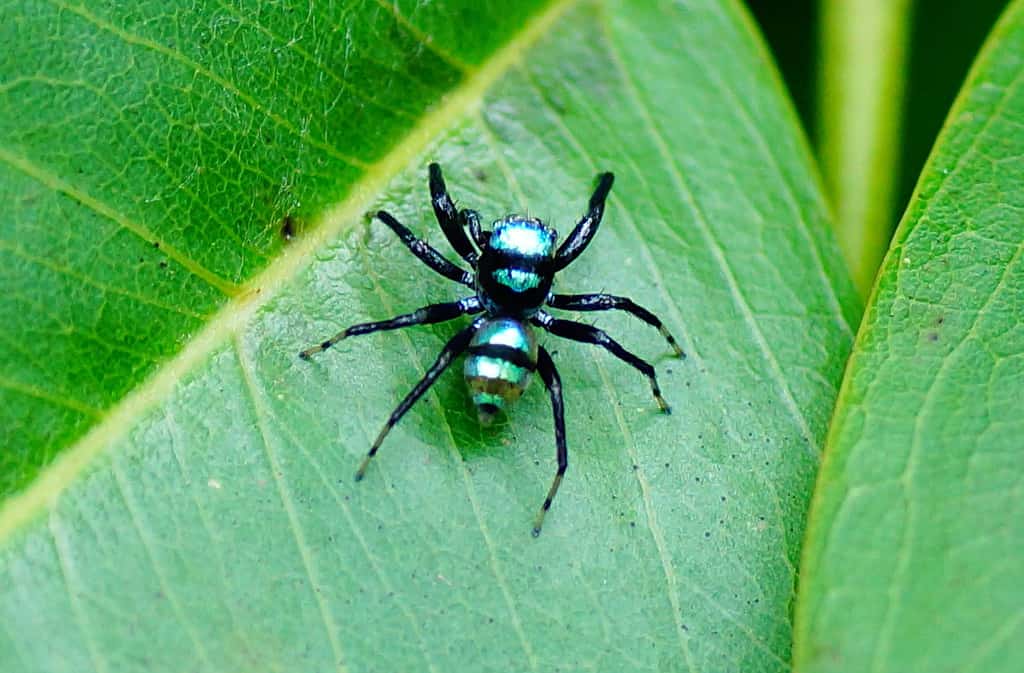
left=463, top=317, right=538, bottom=424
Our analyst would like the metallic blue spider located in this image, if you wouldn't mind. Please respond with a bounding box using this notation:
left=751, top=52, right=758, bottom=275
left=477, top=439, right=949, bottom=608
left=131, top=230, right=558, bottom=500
left=300, top=164, right=683, bottom=535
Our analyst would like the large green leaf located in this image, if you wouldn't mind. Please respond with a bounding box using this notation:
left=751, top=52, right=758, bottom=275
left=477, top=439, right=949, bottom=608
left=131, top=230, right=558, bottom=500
left=1, top=0, right=858, bottom=670
left=794, top=1, right=1024, bottom=670
left=0, top=0, right=549, bottom=496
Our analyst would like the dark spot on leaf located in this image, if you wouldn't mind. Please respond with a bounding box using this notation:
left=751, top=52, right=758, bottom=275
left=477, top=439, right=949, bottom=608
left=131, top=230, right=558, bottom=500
left=152, top=241, right=160, bottom=249
left=281, top=214, right=298, bottom=242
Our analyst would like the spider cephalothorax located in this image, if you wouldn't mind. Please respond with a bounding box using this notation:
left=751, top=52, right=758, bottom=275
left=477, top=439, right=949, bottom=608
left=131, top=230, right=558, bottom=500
left=475, top=216, right=557, bottom=315
left=300, top=163, right=683, bottom=535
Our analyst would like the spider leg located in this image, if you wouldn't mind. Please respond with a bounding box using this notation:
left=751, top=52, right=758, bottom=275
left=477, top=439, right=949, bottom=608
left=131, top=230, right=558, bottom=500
left=548, top=293, right=685, bottom=357
left=533, top=311, right=670, bottom=413
left=461, top=208, right=490, bottom=250
left=553, top=172, right=614, bottom=272
left=376, top=210, right=473, bottom=287
left=429, top=163, right=480, bottom=266
left=299, top=297, right=481, bottom=360
left=532, top=346, right=567, bottom=537
left=355, top=317, right=484, bottom=480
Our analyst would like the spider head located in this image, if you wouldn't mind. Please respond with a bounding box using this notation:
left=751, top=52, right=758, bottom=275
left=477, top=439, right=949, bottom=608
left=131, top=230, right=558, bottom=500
left=476, top=216, right=557, bottom=316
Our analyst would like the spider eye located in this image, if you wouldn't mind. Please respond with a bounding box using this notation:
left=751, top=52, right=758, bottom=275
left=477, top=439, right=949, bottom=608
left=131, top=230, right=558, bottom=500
left=490, top=218, right=557, bottom=258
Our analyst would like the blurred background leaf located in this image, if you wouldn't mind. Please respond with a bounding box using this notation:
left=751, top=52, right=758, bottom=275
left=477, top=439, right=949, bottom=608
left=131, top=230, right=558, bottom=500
left=749, top=0, right=1009, bottom=295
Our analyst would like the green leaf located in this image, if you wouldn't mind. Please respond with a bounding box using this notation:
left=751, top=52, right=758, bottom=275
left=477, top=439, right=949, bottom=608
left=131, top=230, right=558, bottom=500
left=794, top=2, right=1024, bottom=670
left=0, top=0, right=551, bottom=497
left=1, top=0, right=858, bottom=670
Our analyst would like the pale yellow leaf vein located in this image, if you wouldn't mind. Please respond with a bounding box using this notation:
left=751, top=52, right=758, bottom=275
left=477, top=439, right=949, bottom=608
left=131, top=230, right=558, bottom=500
left=28, top=74, right=268, bottom=259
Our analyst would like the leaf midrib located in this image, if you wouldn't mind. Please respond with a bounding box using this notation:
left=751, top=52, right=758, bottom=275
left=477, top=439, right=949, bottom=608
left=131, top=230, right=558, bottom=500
left=0, top=0, right=579, bottom=544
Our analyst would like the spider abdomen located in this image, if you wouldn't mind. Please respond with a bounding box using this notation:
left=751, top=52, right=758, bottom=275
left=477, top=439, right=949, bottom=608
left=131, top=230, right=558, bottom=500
left=463, top=317, right=538, bottom=425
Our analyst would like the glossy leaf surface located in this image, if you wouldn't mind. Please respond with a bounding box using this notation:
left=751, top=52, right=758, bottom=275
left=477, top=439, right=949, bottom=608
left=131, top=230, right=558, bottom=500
left=1, top=1, right=857, bottom=671
left=0, top=0, right=545, bottom=495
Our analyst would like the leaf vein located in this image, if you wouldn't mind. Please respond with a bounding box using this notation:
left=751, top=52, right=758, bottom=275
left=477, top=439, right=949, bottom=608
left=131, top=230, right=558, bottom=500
left=48, top=510, right=108, bottom=673
left=235, top=337, right=350, bottom=673
left=376, top=0, right=475, bottom=74
left=50, top=0, right=371, bottom=170
left=110, top=456, right=216, bottom=670
left=599, top=9, right=820, bottom=461
left=0, top=146, right=240, bottom=296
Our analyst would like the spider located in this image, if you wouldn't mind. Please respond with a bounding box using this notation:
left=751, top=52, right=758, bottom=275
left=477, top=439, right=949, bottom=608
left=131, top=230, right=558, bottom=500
left=299, top=163, right=684, bottom=536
